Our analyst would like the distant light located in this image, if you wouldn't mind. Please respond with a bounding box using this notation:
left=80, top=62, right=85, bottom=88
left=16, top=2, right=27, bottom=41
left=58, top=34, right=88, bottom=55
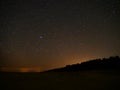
left=0, top=67, right=42, bottom=72
left=39, top=35, right=43, bottom=39
left=20, top=67, right=41, bottom=72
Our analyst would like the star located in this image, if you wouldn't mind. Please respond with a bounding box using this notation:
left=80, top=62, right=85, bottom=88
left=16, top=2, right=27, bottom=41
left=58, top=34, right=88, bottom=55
left=39, top=35, right=44, bottom=39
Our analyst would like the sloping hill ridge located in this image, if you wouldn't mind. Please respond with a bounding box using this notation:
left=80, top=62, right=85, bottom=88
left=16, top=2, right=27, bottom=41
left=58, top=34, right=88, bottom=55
left=46, top=56, right=120, bottom=72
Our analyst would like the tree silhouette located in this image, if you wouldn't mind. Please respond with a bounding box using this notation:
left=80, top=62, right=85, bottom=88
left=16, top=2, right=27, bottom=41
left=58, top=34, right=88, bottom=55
left=45, top=56, right=120, bottom=72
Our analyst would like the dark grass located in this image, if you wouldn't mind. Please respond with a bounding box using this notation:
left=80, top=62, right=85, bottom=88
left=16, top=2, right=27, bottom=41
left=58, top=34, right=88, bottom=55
left=0, top=70, right=120, bottom=90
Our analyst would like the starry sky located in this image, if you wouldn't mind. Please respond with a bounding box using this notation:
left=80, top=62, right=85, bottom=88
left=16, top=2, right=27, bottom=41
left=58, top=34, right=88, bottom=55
left=0, top=0, right=120, bottom=71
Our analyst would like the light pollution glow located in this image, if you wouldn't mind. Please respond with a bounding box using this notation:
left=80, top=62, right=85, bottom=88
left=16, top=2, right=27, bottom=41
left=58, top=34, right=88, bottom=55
left=0, top=0, right=120, bottom=71
left=0, top=67, right=42, bottom=72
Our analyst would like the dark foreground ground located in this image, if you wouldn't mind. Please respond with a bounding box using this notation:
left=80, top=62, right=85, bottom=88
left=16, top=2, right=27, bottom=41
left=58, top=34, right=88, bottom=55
left=0, top=70, right=120, bottom=90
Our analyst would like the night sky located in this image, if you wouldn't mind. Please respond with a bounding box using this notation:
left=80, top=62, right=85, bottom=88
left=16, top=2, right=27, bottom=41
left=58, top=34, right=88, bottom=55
left=0, top=0, right=120, bottom=71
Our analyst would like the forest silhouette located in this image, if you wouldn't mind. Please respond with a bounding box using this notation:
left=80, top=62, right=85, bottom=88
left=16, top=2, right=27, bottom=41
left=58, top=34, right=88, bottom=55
left=1, top=56, right=120, bottom=90
left=45, top=56, right=120, bottom=72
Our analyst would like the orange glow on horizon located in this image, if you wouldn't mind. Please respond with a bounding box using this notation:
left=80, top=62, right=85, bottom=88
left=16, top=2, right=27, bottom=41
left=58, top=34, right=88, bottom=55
left=19, top=67, right=41, bottom=72
left=0, top=67, right=42, bottom=72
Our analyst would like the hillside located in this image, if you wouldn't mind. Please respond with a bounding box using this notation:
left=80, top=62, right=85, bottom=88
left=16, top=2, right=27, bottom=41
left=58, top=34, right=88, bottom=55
left=45, top=56, right=120, bottom=72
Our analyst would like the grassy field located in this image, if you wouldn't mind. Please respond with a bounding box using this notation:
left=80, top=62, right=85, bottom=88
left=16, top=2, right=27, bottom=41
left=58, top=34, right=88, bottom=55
left=1, top=70, right=120, bottom=90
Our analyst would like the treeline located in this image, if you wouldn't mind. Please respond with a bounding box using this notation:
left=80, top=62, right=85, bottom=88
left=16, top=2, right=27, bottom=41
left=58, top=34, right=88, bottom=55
left=46, top=56, right=120, bottom=72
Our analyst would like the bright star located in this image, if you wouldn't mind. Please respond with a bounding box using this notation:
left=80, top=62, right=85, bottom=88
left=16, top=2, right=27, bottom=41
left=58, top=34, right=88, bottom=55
left=39, top=35, right=43, bottom=39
